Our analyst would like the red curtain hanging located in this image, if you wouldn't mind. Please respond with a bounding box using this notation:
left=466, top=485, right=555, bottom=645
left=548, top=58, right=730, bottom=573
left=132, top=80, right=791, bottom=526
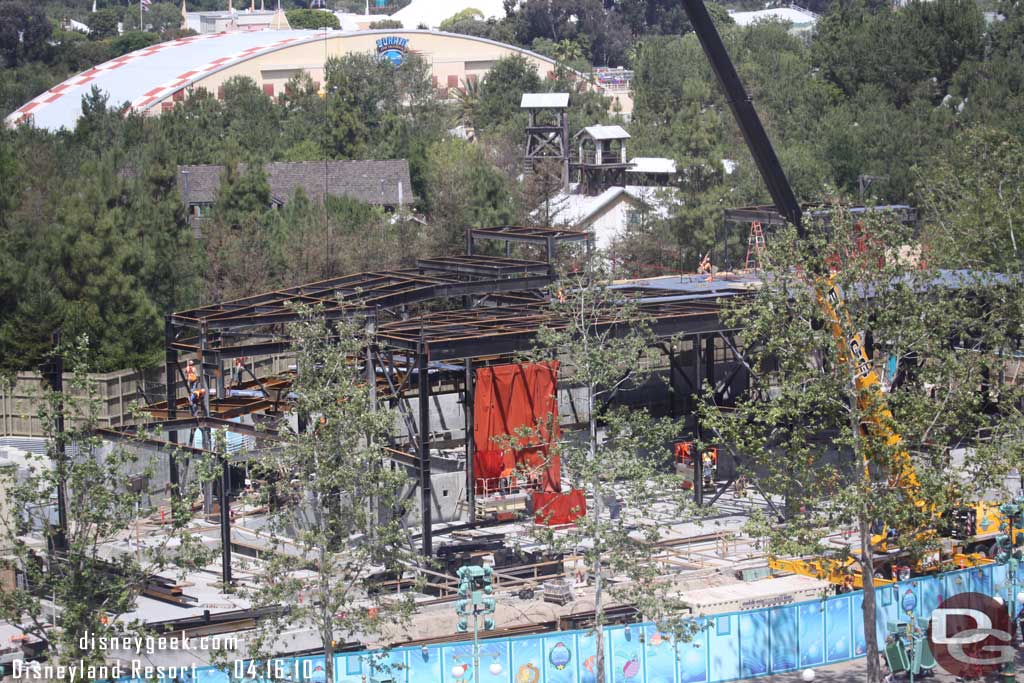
left=532, top=489, right=586, bottom=526
left=473, top=361, right=560, bottom=493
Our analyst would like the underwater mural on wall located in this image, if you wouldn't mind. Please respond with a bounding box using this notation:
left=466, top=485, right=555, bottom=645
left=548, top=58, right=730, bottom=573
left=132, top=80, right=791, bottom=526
left=119, top=564, right=1012, bottom=683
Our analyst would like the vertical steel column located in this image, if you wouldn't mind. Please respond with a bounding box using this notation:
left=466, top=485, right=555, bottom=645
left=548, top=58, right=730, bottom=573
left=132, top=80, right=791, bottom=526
left=418, top=342, right=432, bottom=557
left=199, top=325, right=213, bottom=515
left=464, top=358, right=475, bottom=524
left=219, top=448, right=232, bottom=587
left=546, top=236, right=555, bottom=264
left=561, top=109, right=570, bottom=191
left=366, top=316, right=379, bottom=532
left=668, top=344, right=677, bottom=419
left=164, top=316, right=179, bottom=494
left=705, top=335, right=716, bottom=401
left=216, top=351, right=226, bottom=403
left=694, top=334, right=704, bottom=506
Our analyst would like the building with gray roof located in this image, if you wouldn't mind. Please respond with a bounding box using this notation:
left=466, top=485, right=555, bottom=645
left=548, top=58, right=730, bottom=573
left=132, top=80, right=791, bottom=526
left=177, top=159, right=413, bottom=225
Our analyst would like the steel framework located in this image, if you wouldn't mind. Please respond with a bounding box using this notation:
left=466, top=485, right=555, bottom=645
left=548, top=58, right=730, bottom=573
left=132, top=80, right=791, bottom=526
left=122, top=240, right=760, bottom=587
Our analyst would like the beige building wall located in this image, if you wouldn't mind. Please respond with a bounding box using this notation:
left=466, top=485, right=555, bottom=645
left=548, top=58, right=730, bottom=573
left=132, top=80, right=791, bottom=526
left=152, top=31, right=633, bottom=115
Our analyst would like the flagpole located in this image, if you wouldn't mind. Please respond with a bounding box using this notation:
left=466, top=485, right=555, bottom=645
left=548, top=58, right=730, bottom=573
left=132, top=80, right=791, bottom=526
left=139, top=0, right=143, bottom=30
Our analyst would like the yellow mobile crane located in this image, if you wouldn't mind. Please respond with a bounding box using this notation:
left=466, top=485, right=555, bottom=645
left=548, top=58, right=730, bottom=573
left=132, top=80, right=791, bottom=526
left=675, top=0, right=1003, bottom=587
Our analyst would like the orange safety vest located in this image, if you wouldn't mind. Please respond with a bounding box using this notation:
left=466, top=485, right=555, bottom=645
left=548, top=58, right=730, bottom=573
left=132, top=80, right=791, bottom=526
left=185, top=365, right=198, bottom=384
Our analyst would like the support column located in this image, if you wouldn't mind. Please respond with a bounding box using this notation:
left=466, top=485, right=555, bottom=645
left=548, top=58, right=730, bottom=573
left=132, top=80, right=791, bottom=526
left=464, top=358, right=475, bottom=525
left=694, top=334, right=704, bottom=506
left=668, top=344, right=677, bottom=420
left=42, top=332, right=68, bottom=554
left=705, top=335, right=716, bottom=400
left=216, top=352, right=226, bottom=403
left=418, top=343, right=432, bottom=557
left=199, top=325, right=213, bottom=515
left=694, top=445, right=704, bottom=506
left=366, top=318, right=379, bottom=532
left=219, top=448, right=232, bottom=587
left=164, top=317, right=179, bottom=495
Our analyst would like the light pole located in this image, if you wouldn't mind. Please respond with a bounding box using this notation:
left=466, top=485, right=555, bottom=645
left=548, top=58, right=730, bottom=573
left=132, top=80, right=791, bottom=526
left=995, top=496, right=1024, bottom=682
left=455, top=565, right=496, bottom=683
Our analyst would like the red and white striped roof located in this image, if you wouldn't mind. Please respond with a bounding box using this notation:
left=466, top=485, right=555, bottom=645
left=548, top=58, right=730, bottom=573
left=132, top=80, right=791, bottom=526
left=5, top=30, right=318, bottom=130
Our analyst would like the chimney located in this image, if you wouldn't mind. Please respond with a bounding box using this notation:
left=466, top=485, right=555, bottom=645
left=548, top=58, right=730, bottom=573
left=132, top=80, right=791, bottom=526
left=398, top=181, right=403, bottom=207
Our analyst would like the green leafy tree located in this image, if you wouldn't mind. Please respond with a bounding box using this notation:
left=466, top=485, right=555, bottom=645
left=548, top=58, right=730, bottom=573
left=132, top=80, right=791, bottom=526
left=285, top=9, right=340, bottom=29
left=439, top=7, right=484, bottom=31
left=243, top=309, right=418, bottom=683
left=702, top=207, right=1024, bottom=683
left=0, top=336, right=212, bottom=664
left=367, top=19, right=402, bottom=29
left=124, top=137, right=200, bottom=315
left=202, top=162, right=274, bottom=303
left=503, top=268, right=698, bottom=683
left=423, top=138, right=517, bottom=254
left=323, top=52, right=444, bottom=163
left=0, top=1, right=51, bottom=67
left=109, top=31, right=160, bottom=56
left=87, top=7, right=121, bottom=40
left=121, top=3, right=186, bottom=33
left=475, top=54, right=541, bottom=132
left=916, top=127, right=1024, bottom=272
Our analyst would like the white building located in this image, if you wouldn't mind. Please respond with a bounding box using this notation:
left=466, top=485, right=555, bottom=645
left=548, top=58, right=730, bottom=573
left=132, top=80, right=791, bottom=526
left=390, top=0, right=512, bottom=29
left=536, top=182, right=679, bottom=251
left=727, top=5, right=819, bottom=32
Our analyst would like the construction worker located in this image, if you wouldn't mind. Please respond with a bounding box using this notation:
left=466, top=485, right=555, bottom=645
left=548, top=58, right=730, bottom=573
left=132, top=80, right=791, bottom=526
left=702, top=448, right=718, bottom=487
left=187, top=386, right=205, bottom=416
left=230, top=357, right=245, bottom=389
left=185, top=359, right=199, bottom=392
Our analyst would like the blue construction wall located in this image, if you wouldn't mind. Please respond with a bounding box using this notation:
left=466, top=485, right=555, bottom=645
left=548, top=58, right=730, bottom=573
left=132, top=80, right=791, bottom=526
left=141, top=564, right=1010, bottom=683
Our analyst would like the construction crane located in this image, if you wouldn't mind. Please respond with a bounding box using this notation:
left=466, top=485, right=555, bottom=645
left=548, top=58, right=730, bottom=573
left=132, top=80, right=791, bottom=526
left=675, top=0, right=1001, bottom=586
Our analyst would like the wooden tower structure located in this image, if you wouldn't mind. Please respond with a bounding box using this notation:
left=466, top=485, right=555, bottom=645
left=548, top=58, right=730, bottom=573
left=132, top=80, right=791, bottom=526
left=573, top=124, right=632, bottom=196
left=522, top=92, right=570, bottom=192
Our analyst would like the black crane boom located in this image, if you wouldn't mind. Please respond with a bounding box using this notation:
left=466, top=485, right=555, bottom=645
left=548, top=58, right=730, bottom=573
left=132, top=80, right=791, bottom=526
left=679, top=0, right=804, bottom=233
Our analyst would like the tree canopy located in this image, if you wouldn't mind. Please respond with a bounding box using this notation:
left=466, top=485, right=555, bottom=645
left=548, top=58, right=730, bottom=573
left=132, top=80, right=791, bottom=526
left=1, top=0, right=1023, bottom=372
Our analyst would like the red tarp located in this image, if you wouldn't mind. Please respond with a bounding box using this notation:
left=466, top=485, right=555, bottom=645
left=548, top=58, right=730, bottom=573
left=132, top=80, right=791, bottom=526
left=532, top=489, right=586, bottom=525
left=473, top=361, right=560, bottom=493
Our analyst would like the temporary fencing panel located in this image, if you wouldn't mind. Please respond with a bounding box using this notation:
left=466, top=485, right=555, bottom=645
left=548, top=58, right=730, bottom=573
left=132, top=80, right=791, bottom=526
left=121, top=564, right=1013, bottom=683
left=473, top=362, right=560, bottom=493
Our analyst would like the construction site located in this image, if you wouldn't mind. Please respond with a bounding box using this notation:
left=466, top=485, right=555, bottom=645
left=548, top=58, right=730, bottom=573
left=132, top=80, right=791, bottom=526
left=3, top=209, right=1020, bottom=682
left=1, top=1, right=1022, bottom=682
